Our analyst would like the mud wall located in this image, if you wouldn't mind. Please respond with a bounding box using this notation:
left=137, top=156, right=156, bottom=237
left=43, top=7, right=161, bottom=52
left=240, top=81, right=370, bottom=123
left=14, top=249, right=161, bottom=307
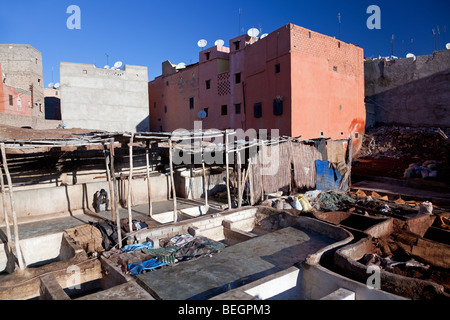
left=365, top=50, right=450, bottom=128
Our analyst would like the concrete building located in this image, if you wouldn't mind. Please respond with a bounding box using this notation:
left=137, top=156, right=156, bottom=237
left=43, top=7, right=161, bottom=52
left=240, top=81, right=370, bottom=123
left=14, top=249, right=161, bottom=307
left=60, top=62, right=150, bottom=132
left=365, top=49, right=450, bottom=128
left=0, top=44, right=45, bottom=118
left=149, top=23, right=365, bottom=152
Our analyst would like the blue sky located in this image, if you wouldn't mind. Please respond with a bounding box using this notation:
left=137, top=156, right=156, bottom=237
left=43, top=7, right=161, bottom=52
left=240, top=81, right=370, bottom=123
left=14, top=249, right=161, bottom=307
left=1, top=0, right=449, bottom=86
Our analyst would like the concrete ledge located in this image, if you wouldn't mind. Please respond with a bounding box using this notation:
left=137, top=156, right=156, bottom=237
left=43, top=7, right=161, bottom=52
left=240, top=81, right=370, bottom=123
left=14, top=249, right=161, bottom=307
left=320, top=288, right=355, bottom=300
left=39, top=274, right=71, bottom=300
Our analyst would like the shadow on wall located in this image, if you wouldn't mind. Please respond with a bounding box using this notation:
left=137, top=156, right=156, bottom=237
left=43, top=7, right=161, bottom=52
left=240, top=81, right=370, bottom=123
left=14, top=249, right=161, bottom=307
left=136, top=116, right=150, bottom=132
left=44, top=97, right=61, bottom=120
left=365, top=69, right=450, bottom=128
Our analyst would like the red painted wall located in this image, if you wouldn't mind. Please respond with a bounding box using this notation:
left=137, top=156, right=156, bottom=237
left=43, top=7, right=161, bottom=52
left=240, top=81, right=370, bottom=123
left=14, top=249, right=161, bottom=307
left=0, top=63, right=33, bottom=116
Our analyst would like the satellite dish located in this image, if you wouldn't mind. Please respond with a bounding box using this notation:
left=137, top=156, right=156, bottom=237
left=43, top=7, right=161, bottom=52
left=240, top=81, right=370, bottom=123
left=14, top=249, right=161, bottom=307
left=111, top=67, right=117, bottom=70
left=176, top=62, right=186, bottom=70
left=215, top=39, right=225, bottom=46
left=446, top=43, right=450, bottom=50
left=260, top=33, right=269, bottom=39
left=198, top=110, right=207, bottom=119
left=104, top=65, right=110, bottom=69
left=197, top=39, right=207, bottom=49
left=247, top=28, right=260, bottom=37
left=54, top=83, right=60, bottom=89
left=47, top=82, right=54, bottom=89
left=114, top=61, right=123, bottom=69
left=406, top=53, right=416, bottom=61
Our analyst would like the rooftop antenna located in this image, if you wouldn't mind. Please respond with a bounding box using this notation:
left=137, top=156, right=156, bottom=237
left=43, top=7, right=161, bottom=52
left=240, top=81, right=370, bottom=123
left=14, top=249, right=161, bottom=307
left=239, top=8, right=241, bottom=35
left=391, top=34, right=395, bottom=56
left=444, top=25, right=447, bottom=48
left=437, top=26, right=441, bottom=50
left=432, top=29, right=436, bottom=51
left=410, top=38, right=414, bottom=52
left=105, top=53, right=109, bottom=66
left=338, top=12, right=341, bottom=39
left=197, top=39, right=207, bottom=51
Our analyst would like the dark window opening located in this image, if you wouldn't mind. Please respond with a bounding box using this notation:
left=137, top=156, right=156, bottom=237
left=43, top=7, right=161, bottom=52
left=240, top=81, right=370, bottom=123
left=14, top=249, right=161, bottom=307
left=164, top=106, right=167, bottom=113
left=355, top=132, right=359, bottom=139
left=166, top=81, right=169, bottom=86
left=189, top=97, right=194, bottom=109
left=235, top=73, right=241, bottom=84
left=338, top=42, right=341, bottom=48
left=320, top=131, right=324, bottom=137
left=8, top=95, right=13, bottom=106
left=273, top=99, right=283, bottom=116
left=309, top=31, right=311, bottom=38
left=234, top=41, right=240, bottom=50
left=206, top=80, right=211, bottom=90
left=221, top=105, right=228, bottom=116
left=205, top=52, right=210, bottom=60
left=275, top=64, right=280, bottom=74
left=254, top=103, right=262, bottom=118
left=333, top=66, right=338, bottom=72
left=235, top=103, right=241, bottom=114
left=204, top=108, right=209, bottom=117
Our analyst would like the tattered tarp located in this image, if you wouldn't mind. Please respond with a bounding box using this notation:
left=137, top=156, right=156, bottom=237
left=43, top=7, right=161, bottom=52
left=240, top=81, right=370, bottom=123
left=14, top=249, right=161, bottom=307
left=315, top=160, right=344, bottom=191
left=121, top=241, right=153, bottom=253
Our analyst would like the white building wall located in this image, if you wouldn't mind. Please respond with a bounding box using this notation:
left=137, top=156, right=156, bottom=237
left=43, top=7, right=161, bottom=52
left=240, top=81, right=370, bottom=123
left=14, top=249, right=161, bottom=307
left=60, top=62, right=149, bottom=132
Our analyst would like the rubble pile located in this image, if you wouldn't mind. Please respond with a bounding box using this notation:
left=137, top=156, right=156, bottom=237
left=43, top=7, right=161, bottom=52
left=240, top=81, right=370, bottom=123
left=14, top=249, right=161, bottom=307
left=359, top=126, right=449, bottom=160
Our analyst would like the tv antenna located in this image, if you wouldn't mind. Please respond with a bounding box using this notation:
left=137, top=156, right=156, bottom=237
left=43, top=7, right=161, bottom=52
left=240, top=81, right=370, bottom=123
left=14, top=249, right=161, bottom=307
left=215, top=39, right=225, bottom=46
left=338, top=12, right=341, bottom=39
left=247, top=27, right=259, bottom=37
left=197, top=39, right=207, bottom=50
left=105, top=53, right=109, bottom=66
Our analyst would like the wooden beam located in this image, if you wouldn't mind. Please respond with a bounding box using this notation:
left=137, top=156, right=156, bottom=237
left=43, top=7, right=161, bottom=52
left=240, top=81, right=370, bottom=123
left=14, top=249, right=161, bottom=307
left=127, top=134, right=134, bottom=235
left=168, top=138, right=177, bottom=223
left=108, top=139, right=122, bottom=248
left=0, top=143, right=25, bottom=270
left=225, top=131, right=232, bottom=209
left=145, top=141, right=153, bottom=217
left=103, top=143, right=115, bottom=222
left=237, top=146, right=242, bottom=208
left=0, top=164, right=14, bottom=272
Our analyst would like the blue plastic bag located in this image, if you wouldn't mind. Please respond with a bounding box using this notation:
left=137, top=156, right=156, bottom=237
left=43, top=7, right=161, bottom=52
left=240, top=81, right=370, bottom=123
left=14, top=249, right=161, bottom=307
left=121, top=241, right=153, bottom=253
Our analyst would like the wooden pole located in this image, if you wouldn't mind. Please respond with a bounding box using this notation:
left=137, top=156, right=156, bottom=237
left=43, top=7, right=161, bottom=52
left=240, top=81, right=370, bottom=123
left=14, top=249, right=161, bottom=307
left=108, top=139, right=122, bottom=248
left=0, top=143, right=25, bottom=270
left=103, top=142, right=115, bottom=222
left=202, top=159, right=208, bottom=208
left=237, top=146, right=242, bottom=208
left=168, top=138, right=177, bottom=222
left=200, top=136, right=208, bottom=208
left=225, top=131, right=232, bottom=209
left=0, top=164, right=14, bottom=271
left=127, top=134, right=134, bottom=234
left=145, top=141, right=153, bottom=217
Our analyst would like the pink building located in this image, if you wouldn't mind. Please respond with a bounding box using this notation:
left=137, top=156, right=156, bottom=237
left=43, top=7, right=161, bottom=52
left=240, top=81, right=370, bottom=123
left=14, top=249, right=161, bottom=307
left=0, top=63, right=32, bottom=117
left=149, top=23, right=365, bottom=152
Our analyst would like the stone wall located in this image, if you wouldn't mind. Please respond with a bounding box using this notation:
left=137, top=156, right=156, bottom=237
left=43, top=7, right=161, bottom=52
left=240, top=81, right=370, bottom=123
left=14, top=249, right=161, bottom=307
left=364, top=50, right=450, bottom=127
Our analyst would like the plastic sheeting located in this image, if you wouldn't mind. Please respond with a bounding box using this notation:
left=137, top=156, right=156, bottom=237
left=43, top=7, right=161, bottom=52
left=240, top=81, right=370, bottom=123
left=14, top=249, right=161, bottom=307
left=128, top=258, right=169, bottom=275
